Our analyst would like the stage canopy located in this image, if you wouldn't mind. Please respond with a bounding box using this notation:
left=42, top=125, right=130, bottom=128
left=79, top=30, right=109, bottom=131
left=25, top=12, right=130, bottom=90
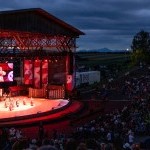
left=0, top=8, right=84, bottom=58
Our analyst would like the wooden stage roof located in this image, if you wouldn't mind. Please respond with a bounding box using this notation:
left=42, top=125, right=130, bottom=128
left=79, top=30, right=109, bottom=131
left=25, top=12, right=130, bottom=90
left=0, top=8, right=84, bottom=53
left=0, top=8, right=84, bottom=36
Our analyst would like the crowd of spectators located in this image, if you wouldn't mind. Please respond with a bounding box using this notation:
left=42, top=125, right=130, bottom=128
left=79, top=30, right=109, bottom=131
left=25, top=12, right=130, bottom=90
left=0, top=66, right=150, bottom=150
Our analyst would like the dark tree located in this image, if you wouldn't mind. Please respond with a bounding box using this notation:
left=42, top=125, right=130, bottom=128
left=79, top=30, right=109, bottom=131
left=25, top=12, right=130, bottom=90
left=131, top=30, right=150, bottom=64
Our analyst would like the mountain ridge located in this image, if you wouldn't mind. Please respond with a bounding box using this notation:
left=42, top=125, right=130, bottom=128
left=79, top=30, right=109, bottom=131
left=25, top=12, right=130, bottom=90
left=78, top=48, right=127, bottom=52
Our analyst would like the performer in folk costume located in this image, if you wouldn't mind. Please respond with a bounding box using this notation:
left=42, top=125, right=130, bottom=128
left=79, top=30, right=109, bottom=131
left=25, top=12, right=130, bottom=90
left=5, top=100, right=8, bottom=108
left=30, top=97, right=34, bottom=106
left=16, top=100, right=19, bottom=107
left=9, top=103, right=13, bottom=111
left=23, top=100, right=26, bottom=105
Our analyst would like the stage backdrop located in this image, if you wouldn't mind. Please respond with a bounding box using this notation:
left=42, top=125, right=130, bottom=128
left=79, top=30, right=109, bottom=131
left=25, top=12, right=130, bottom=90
left=34, top=60, right=41, bottom=88
left=41, top=60, right=48, bottom=85
left=24, top=57, right=66, bottom=89
left=24, top=60, right=33, bottom=85
left=23, top=54, right=75, bottom=91
left=48, top=58, right=66, bottom=85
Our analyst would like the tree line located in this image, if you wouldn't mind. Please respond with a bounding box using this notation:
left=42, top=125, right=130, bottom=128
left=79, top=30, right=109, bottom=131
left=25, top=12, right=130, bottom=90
left=131, top=30, right=150, bottom=65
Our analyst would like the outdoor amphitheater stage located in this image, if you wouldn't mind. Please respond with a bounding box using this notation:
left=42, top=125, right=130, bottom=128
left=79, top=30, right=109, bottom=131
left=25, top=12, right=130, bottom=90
left=0, top=96, right=83, bottom=127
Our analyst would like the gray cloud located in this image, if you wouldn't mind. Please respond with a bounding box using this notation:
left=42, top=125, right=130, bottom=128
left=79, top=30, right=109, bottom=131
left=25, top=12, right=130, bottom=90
left=0, top=0, right=150, bottom=50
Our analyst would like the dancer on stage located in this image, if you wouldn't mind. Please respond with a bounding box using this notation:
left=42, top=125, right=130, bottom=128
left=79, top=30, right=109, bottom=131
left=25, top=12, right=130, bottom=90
left=30, top=97, right=34, bottom=106
left=4, top=100, right=8, bottom=108
left=9, top=103, right=13, bottom=111
left=22, top=98, right=27, bottom=105
left=16, top=100, right=19, bottom=107
left=3, top=92, right=7, bottom=101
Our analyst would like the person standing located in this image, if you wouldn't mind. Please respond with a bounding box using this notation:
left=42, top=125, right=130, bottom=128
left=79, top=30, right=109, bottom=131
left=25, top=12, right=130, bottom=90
left=38, top=122, right=45, bottom=142
left=128, top=132, right=134, bottom=146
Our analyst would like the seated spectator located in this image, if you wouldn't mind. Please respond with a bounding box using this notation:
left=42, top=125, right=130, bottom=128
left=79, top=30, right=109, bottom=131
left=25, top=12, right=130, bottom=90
left=76, top=142, right=87, bottom=150
left=29, top=138, right=38, bottom=150
left=12, top=139, right=29, bottom=150
left=123, top=143, right=131, bottom=150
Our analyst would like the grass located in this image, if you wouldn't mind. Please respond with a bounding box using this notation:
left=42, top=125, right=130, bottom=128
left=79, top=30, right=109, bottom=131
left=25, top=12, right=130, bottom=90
left=76, top=52, right=131, bottom=66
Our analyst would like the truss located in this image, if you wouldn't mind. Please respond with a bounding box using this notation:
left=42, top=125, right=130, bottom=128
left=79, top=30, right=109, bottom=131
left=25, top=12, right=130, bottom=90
left=0, top=30, right=76, bottom=53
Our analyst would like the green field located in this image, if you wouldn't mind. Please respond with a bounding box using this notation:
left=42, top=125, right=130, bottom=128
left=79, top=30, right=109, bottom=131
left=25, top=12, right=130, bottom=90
left=76, top=52, right=131, bottom=66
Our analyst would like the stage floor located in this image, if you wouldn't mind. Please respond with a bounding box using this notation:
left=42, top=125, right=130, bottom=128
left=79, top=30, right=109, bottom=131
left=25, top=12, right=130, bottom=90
left=0, top=96, right=69, bottom=119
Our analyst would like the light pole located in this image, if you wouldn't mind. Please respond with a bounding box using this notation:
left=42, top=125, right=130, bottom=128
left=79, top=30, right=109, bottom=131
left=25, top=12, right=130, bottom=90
left=126, top=48, right=129, bottom=60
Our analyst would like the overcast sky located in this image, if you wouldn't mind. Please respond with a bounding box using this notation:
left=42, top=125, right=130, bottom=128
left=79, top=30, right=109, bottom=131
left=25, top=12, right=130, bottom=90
left=0, top=0, right=150, bottom=51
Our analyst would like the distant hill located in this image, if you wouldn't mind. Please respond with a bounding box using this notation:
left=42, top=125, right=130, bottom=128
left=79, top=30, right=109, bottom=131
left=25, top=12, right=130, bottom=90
left=78, top=48, right=127, bottom=53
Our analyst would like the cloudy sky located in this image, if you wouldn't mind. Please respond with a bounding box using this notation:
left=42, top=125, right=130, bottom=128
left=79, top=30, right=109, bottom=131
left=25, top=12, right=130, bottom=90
left=0, top=0, right=150, bottom=51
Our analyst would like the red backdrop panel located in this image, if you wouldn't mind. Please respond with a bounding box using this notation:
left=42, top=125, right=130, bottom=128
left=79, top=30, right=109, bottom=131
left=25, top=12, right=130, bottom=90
left=24, top=60, right=33, bottom=85
left=42, top=60, right=48, bottom=85
left=66, top=54, right=75, bottom=91
left=34, top=60, right=41, bottom=88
